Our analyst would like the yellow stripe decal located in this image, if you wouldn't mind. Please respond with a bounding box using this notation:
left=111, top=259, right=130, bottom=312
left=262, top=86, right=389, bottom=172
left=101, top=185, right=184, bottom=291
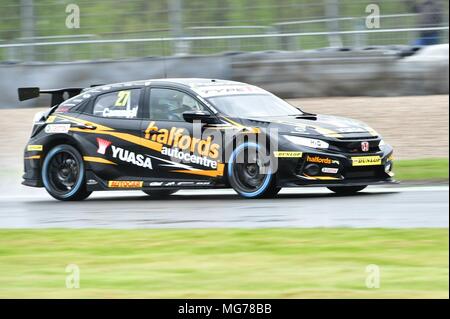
left=27, top=145, right=43, bottom=152
left=24, top=155, right=41, bottom=160
left=83, top=156, right=117, bottom=165
left=304, top=174, right=340, bottom=180
left=56, top=114, right=115, bottom=132
left=172, top=163, right=225, bottom=177
left=60, top=115, right=163, bottom=152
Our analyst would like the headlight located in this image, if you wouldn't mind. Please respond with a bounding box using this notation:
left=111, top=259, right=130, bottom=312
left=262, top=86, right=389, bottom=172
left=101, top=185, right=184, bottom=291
left=284, top=135, right=329, bottom=149
left=379, top=140, right=385, bottom=147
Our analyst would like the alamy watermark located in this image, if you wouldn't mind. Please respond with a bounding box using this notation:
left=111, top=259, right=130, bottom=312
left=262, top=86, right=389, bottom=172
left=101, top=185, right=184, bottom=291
left=66, top=4, right=80, bottom=29
left=65, top=264, right=80, bottom=289
left=365, top=4, right=381, bottom=29
left=365, top=264, right=381, bottom=289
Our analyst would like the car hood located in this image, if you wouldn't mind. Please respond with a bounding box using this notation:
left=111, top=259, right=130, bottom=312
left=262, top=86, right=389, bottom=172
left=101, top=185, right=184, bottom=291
left=235, top=114, right=379, bottom=139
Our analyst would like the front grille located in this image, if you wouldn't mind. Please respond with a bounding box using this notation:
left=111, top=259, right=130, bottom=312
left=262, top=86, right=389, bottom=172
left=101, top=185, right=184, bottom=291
left=345, top=166, right=385, bottom=179
left=328, top=137, right=381, bottom=154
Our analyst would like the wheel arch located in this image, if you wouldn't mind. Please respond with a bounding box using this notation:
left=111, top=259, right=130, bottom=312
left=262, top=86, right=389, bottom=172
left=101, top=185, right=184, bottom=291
left=39, top=134, right=87, bottom=182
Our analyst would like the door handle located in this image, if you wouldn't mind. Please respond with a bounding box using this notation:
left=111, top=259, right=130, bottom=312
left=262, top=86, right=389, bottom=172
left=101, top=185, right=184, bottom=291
left=72, top=124, right=97, bottom=130
left=143, top=129, right=162, bottom=135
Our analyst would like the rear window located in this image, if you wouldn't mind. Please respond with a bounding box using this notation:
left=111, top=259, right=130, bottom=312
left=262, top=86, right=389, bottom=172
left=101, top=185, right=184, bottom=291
left=92, top=89, right=141, bottom=119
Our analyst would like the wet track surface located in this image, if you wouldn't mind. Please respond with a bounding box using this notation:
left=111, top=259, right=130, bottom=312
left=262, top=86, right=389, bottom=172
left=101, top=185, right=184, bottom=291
left=0, top=185, right=448, bottom=228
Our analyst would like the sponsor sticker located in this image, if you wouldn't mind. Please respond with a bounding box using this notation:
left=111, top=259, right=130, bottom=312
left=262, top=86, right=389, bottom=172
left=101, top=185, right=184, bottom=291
left=111, top=145, right=153, bottom=169
left=46, top=116, right=56, bottom=123
left=45, top=124, right=71, bottom=134
left=27, top=145, right=43, bottom=152
left=149, top=182, right=164, bottom=187
left=108, top=181, right=143, bottom=188
left=274, top=151, right=303, bottom=158
left=322, top=167, right=339, bottom=174
left=307, top=155, right=339, bottom=165
left=351, top=156, right=382, bottom=166
left=97, top=138, right=112, bottom=155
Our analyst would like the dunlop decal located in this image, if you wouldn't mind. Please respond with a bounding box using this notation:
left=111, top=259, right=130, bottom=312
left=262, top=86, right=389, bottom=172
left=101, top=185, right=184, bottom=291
left=351, top=156, right=382, bottom=166
left=27, top=145, right=43, bottom=152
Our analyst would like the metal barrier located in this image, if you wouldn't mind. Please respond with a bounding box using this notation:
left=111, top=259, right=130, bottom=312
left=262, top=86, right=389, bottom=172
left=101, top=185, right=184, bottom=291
left=0, top=0, right=448, bottom=62
left=0, top=26, right=448, bottom=62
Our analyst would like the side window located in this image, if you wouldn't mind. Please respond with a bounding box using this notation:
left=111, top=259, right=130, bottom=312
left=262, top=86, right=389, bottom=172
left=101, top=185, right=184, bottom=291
left=92, top=89, right=141, bottom=119
left=149, top=88, right=206, bottom=121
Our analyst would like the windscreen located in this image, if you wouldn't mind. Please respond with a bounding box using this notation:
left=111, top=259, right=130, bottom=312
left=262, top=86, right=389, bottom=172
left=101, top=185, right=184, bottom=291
left=208, top=94, right=303, bottom=118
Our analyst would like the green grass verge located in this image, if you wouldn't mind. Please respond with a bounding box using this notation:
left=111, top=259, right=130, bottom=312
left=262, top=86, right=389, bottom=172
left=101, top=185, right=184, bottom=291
left=395, top=158, right=449, bottom=181
left=0, top=228, right=447, bottom=298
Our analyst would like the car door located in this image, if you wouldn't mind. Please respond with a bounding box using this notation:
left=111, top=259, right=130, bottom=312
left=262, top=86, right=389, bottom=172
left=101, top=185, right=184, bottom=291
left=140, top=86, right=224, bottom=182
left=77, top=87, right=152, bottom=181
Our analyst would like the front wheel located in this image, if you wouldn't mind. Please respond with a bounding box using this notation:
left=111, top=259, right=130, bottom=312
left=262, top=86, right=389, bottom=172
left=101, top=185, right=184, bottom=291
left=42, top=144, right=92, bottom=201
left=228, top=143, right=280, bottom=199
left=327, top=185, right=367, bottom=195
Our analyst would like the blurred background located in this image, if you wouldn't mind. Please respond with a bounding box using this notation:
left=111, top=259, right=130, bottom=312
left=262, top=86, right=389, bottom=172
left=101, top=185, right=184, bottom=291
left=0, top=1, right=448, bottom=298
left=0, top=0, right=448, bottom=108
left=1, top=0, right=449, bottom=60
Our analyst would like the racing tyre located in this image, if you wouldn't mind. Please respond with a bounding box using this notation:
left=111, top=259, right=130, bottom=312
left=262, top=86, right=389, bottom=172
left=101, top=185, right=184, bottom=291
left=42, top=144, right=92, bottom=201
left=143, top=190, right=178, bottom=198
left=327, top=185, right=367, bottom=195
left=228, top=143, right=280, bottom=199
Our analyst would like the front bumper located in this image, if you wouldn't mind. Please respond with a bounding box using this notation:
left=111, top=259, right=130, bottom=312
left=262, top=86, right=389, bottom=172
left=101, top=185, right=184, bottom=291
left=275, top=145, right=395, bottom=187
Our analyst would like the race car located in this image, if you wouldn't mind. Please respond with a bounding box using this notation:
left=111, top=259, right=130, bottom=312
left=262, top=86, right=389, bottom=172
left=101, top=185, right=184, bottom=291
left=20, top=78, right=395, bottom=201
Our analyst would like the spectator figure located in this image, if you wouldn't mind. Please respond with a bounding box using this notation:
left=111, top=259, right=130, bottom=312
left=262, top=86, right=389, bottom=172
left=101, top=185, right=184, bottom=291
left=408, top=0, right=444, bottom=45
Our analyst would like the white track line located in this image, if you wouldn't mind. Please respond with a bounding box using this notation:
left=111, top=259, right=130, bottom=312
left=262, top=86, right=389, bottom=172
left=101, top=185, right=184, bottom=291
left=0, top=185, right=447, bottom=200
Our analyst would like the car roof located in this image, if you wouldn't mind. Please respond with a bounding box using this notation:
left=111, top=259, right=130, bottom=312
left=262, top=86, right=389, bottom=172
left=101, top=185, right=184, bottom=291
left=83, top=78, right=265, bottom=98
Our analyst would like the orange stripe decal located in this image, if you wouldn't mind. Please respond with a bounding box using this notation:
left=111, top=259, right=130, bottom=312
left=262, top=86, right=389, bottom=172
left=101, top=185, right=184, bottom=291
left=172, top=163, right=225, bottom=177
left=83, top=156, right=117, bottom=165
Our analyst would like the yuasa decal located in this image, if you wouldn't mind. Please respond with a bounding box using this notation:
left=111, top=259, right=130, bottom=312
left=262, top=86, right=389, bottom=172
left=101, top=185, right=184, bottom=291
left=96, top=138, right=112, bottom=155
left=144, top=122, right=220, bottom=159
left=111, top=145, right=153, bottom=170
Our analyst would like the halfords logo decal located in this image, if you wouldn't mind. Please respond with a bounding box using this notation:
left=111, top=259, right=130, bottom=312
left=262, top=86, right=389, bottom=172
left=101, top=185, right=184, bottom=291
left=145, top=122, right=220, bottom=159
left=108, top=181, right=143, bottom=188
left=306, top=155, right=339, bottom=165
left=96, top=139, right=152, bottom=169
left=161, top=147, right=219, bottom=169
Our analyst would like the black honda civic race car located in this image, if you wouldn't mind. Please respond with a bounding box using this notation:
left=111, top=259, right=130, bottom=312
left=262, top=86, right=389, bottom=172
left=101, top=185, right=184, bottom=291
left=20, top=78, right=395, bottom=201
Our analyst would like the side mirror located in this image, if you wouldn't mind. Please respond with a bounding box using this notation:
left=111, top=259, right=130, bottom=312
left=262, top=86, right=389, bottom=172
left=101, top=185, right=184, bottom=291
left=183, top=111, right=218, bottom=124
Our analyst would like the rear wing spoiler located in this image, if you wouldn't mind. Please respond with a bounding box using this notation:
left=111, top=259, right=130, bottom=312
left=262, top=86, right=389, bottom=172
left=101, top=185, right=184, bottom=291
left=18, top=87, right=85, bottom=106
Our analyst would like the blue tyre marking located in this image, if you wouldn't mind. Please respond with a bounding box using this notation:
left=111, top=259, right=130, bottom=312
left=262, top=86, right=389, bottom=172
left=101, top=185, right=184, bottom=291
left=42, top=146, right=84, bottom=199
left=228, top=142, right=272, bottom=198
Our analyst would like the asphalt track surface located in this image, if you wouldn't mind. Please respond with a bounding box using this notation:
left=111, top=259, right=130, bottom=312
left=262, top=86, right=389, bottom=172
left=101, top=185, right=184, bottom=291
left=0, top=185, right=448, bottom=228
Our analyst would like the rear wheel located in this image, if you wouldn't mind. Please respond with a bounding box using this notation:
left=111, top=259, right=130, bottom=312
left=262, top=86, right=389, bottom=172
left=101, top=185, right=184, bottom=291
left=42, top=144, right=92, bottom=201
left=228, top=143, right=280, bottom=198
left=143, top=190, right=178, bottom=198
left=327, top=185, right=367, bottom=195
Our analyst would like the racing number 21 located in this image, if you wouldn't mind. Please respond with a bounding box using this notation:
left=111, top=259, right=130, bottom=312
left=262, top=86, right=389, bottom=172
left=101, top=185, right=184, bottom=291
left=115, top=91, right=131, bottom=107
